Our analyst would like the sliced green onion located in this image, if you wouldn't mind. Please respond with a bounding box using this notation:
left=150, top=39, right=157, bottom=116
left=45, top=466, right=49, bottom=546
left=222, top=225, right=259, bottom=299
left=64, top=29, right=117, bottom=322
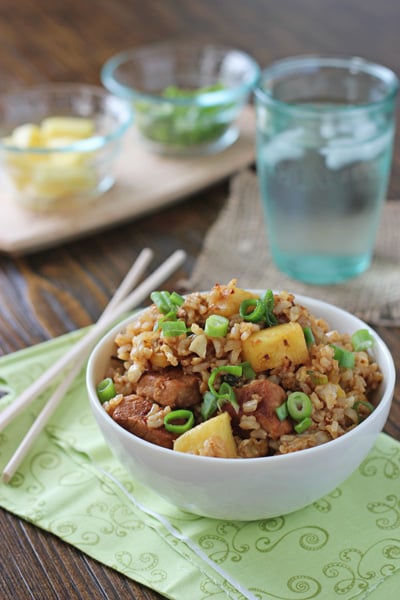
left=218, top=382, right=239, bottom=412
left=353, top=400, right=375, bottom=421
left=287, top=392, right=312, bottom=421
left=204, top=314, right=229, bottom=337
left=164, top=409, right=194, bottom=434
left=150, top=290, right=172, bottom=314
left=151, top=290, right=184, bottom=315
left=160, top=319, right=188, bottom=337
left=208, top=365, right=242, bottom=413
left=263, top=289, right=278, bottom=326
left=154, top=310, right=177, bottom=331
left=208, top=365, right=243, bottom=396
left=219, top=381, right=234, bottom=397
left=240, top=361, right=256, bottom=380
left=239, top=298, right=266, bottom=323
left=330, top=344, right=355, bottom=369
left=169, top=291, right=185, bottom=306
left=200, top=391, right=218, bottom=420
left=307, top=370, right=329, bottom=386
left=351, top=329, right=375, bottom=352
left=159, top=310, right=177, bottom=322
left=96, top=378, right=116, bottom=404
left=294, top=417, right=313, bottom=433
left=275, top=401, right=289, bottom=421
left=303, top=326, right=315, bottom=347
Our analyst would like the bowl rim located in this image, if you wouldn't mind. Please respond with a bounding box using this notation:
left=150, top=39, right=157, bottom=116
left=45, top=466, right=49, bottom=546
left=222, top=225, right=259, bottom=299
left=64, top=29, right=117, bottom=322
left=0, top=82, right=134, bottom=154
left=101, top=42, right=261, bottom=106
left=86, top=291, right=395, bottom=466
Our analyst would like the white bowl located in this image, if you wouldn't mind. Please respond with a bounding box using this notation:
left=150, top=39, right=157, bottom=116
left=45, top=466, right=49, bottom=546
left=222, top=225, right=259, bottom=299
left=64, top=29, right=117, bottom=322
left=86, top=293, right=395, bottom=521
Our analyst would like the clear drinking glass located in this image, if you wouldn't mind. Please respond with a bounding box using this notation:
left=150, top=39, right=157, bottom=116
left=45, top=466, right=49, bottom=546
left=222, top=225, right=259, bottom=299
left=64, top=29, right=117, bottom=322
left=255, top=55, right=398, bottom=285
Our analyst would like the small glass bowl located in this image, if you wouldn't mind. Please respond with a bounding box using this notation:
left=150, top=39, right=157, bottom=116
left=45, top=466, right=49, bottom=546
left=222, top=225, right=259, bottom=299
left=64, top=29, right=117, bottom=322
left=101, top=42, right=260, bottom=156
left=0, top=83, right=133, bottom=211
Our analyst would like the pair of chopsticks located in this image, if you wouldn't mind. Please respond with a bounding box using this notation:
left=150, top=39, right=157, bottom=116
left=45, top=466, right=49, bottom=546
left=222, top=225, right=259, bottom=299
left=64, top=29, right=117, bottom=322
left=0, top=248, right=186, bottom=484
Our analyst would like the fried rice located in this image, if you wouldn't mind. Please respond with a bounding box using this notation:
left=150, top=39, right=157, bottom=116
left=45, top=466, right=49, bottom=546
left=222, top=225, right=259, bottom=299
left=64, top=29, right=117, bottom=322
left=101, top=280, right=383, bottom=458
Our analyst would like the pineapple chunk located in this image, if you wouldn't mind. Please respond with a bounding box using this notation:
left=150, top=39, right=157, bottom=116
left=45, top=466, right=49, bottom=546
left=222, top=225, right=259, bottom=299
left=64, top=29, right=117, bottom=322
left=6, top=165, right=31, bottom=190
left=242, top=322, right=309, bottom=371
left=41, top=116, right=95, bottom=139
left=11, top=123, right=42, bottom=148
left=174, top=412, right=237, bottom=458
left=3, top=116, right=97, bottom=207
left=31, top=163, right=96, bottom=198
left=207, top=280, right=259, bottom=318
left=5, top=151, right=44, bottom=170
left=46, top=136, right=88, bottom=166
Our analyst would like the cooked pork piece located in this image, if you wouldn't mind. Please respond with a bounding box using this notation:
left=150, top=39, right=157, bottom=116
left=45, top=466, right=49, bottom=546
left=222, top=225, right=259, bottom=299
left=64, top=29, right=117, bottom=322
left=136, top=368, right=202, bottom=408
left=111, top=394, right=176, bottom=449
left=234, top=379, right=293, bottom=439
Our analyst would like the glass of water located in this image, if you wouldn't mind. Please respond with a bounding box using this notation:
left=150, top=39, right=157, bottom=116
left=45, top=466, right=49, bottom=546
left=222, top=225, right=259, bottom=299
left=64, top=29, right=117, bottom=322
left=254, top=55, right=398, bottom=285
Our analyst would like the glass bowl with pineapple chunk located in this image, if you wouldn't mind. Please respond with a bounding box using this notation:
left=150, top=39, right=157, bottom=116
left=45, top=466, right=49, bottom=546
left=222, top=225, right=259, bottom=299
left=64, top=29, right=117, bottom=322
left=0, top=83, right=133, bottom=211
left=86, top=282, right=395, bottom=521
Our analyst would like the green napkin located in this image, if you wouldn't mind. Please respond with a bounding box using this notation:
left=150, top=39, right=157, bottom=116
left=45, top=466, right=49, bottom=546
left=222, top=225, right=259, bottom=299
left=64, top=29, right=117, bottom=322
left=0, top=330, right=399, bottom=600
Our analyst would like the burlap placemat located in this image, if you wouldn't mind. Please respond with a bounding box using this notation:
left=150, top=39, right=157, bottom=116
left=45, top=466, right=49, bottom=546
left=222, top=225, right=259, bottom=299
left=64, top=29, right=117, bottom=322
left=189, top=169, right=400, bottom=326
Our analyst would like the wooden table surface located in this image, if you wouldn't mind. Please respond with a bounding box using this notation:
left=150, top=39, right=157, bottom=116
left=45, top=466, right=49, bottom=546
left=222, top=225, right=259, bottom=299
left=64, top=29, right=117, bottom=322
left=1, top=1, right=399, bottom=598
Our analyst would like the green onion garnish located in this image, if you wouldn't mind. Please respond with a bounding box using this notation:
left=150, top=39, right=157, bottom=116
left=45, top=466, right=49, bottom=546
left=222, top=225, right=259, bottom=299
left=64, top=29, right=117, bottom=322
left=169, top=291, right=185, bottom=306
left=200, top=391, right=218, bottom=420
left=307, top=370, right=329, bottom=386
left=263, top=289, right=278, bottom=326
left=151, top=291, right=172, bottom=314
left=154, top=310, right=177, bottom=331
left=134, top=82, right=231, bottom=148
left=351, top=329, right=375, bottom=352
left=216, top=382, right=239, bottom=413
left=164, top=409, right=194, bottom=434
left=275, top=402, right=289, bottom=421
left=218, top=381, right=238, bottom=407
left=330, top=344, right=355, bottom=369
left=151, top=290, right=184, bottom=315
left=238, top=290, right=278, bottom=326
left=152, top=290, right=186, bottom=331
left=287, top=391, right=313, bottom=421
left=204, top=314, right=229, bottom=337
left=353, top=400, right=375, bottom=421
left=96, top=378, right=116, bottom=404
left=240, top=361, right=256, bottom=380
left=239, top=298, right=266, bottom=323
left=303, top=326, right=315, bottom=347
left=160, top=320, right=188, bottom=337
left=294, top=417, right=313, bottom=434
left=208, top=365, right=242, bottom=396
left=208, top=365, right=242, bottom=413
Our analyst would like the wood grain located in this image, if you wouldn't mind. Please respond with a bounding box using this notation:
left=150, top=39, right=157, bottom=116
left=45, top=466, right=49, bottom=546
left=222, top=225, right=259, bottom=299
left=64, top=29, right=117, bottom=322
left=0, top=1, right=399, bottom=598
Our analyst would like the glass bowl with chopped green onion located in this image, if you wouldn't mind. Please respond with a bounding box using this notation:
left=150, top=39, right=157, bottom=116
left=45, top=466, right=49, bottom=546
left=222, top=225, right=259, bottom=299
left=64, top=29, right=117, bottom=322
left=101, top=42, right=260, bottom=156
left=86, top=287, right=395, bottom=521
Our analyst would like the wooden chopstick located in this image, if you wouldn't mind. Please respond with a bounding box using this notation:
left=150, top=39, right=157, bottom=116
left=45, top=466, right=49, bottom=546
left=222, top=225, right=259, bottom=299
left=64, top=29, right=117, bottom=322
left=1, top=248, right=186, bottom=483
left=0, top=248, right=185, bottom=432
left=100, top=247, right=154, bottom=320
left=1, top=247, right=153, bottom=483
left=1, top=246, right=150, bottom=433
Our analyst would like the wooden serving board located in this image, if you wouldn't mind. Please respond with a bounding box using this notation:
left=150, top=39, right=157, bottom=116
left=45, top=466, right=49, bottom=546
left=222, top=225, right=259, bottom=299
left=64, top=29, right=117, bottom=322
left=0, top=108, right=255, bottom=255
